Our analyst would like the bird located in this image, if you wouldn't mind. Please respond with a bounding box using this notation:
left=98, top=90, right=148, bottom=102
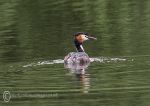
left=64, top=32, right=97, bottom=64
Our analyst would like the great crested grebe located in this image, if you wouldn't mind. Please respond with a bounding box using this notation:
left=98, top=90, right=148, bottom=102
left=64, top=32, right=97, bottom=64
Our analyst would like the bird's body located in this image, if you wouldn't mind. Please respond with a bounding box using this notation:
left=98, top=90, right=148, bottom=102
left=64, top=52, right=90, bottom=64
left=64, top=32, right=96, bottom=64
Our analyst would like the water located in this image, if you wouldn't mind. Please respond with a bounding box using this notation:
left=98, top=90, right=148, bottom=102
left=0, top=0, right=150, bottom=105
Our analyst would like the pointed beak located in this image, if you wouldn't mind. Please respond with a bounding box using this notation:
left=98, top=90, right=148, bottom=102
left=87, top=36, right=97, bottom=40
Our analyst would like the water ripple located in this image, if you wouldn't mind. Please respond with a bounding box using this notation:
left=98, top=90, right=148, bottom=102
left=22, top=57, right=128, bottom=68
left=90, top=57, right=127, bottom=63
left=23, top=59, right=64, bottom=67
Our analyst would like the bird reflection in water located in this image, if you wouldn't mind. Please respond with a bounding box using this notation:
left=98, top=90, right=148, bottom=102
left=64, top=61, right=90, bottom=93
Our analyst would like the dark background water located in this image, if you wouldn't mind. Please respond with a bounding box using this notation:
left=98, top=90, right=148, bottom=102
left=0, top=0, right=150, bottom=106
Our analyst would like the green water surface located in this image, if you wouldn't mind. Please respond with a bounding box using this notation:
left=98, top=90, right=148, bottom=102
left=0, top=0, right=150, bottom=106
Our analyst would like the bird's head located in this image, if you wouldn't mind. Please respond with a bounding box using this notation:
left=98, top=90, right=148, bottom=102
left=74, top=32, right=97, bottom=43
